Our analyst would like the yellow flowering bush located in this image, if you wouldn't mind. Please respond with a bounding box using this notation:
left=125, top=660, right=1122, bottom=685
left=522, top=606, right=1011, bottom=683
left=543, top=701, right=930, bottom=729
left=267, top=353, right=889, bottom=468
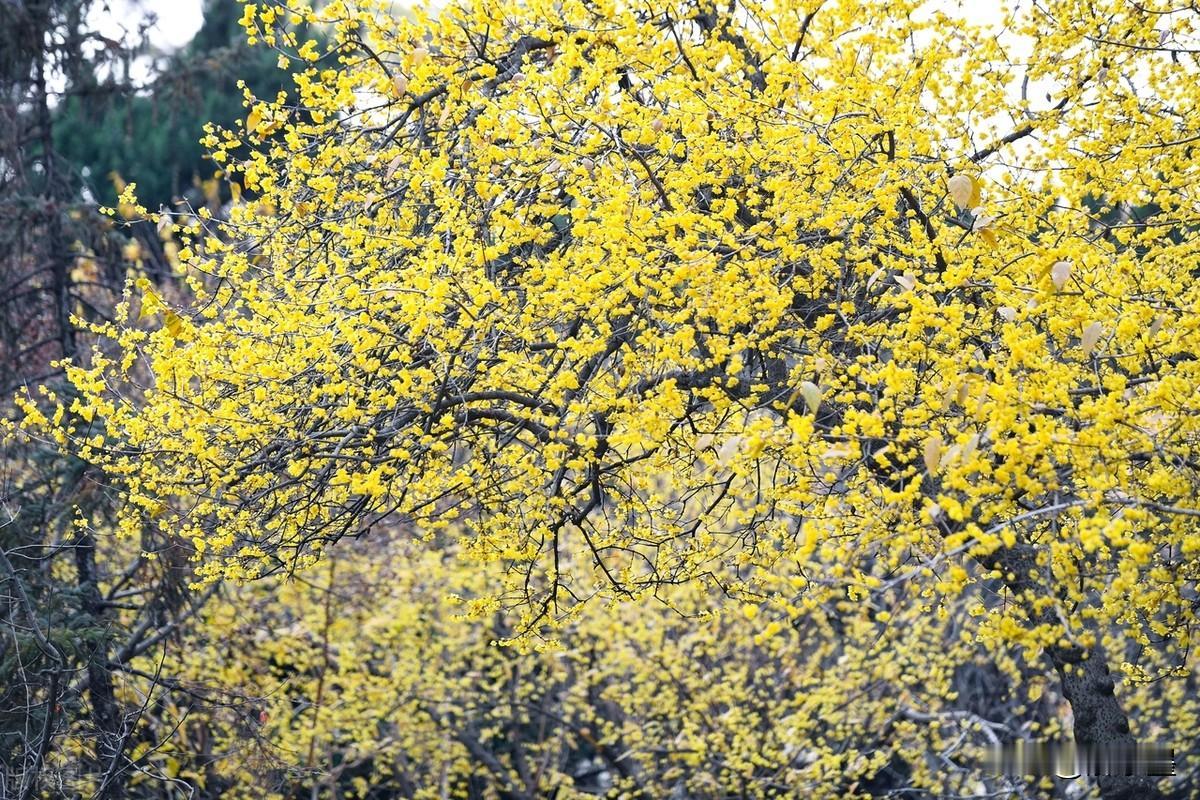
left=17, top=0, right=1200, bottom=795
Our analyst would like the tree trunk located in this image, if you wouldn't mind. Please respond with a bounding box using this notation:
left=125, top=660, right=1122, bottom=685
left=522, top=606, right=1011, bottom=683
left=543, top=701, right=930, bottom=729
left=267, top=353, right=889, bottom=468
left=976, top=535, right=1165, bottom=800
left=73, top=529, right=123, bottom=800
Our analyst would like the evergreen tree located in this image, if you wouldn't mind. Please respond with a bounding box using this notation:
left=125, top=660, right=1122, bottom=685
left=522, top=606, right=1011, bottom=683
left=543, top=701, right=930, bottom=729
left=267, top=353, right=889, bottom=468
left=52, top=0, right=298, bottom=212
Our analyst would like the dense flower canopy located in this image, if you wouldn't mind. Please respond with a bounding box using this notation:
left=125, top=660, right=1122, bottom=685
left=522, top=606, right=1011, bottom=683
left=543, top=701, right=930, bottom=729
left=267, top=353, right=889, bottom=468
left=15, top=0, right=1200, bottom=793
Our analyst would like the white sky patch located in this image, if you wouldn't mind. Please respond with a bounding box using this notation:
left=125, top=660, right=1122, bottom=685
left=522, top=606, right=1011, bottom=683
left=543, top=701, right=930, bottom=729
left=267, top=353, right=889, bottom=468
left=95, top=0, right=204, bottom=49
left=86, top=0, right=204, bottom=85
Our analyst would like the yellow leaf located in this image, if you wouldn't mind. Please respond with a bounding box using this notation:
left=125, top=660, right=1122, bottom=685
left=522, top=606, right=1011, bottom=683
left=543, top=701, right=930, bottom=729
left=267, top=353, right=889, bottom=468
left=866, top=266, right=885, bottom=292
left=386, top=155, right=404, bottom=180
left=1081, top=322, right=1104, bottom=357
left=246, top=105, right=264, bottom=134
left=947, top=174, right=973, bottom=209
left=956, top=381, right=971, bottom=406
left=961, top=433, right=980, bottom=462
left=798, top=381, right=822, bottom=415
left=923, top=434, right=943, bottom=474
left=1050, top=260, right=1071, bottom=291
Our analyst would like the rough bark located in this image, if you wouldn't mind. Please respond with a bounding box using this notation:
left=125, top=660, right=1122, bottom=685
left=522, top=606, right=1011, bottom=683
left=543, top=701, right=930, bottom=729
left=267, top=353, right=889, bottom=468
left=968, top=529, right=1165, bottom=800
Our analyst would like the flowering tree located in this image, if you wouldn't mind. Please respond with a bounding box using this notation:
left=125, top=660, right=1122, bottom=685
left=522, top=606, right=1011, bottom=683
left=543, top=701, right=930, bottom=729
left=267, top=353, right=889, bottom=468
left=129, top=535, right=1029, bottom=799
left=19, top=0, right=1200, bottom=796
